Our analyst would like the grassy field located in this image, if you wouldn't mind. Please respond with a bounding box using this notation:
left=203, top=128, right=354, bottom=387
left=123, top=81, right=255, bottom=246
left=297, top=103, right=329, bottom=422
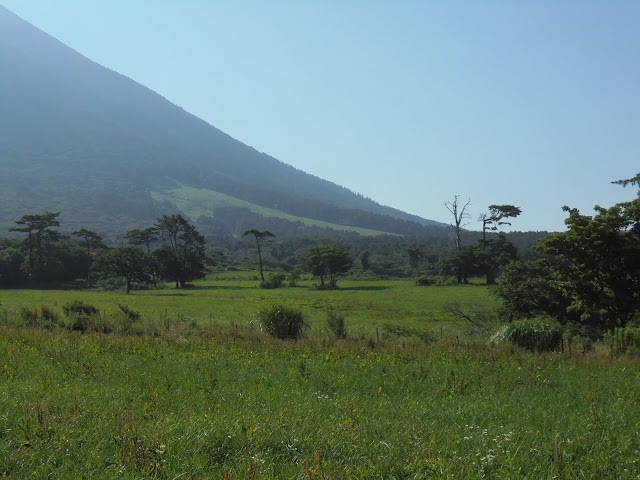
left=0, top=274, right=497, bottom=337
left=1, top=277, right=639, bottom=478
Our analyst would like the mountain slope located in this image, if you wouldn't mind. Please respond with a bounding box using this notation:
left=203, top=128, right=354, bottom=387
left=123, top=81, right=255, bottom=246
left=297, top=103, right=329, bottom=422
left=0, top=6, right=446, bottom=240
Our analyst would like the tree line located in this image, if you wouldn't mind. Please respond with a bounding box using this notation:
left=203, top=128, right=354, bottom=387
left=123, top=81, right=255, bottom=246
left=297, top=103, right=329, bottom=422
left=0, top=212, right=356, bottom=292
left=0, top=213, right=208, bottom=293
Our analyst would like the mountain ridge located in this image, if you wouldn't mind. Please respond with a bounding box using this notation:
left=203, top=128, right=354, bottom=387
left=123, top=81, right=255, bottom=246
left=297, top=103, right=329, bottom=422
left=0, top=5, right=447, bottom=241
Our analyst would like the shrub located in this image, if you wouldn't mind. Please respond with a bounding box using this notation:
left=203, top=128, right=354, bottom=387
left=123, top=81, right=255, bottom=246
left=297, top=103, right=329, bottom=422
left=63, top=300, right=98, bottom=317
left=260, top=272, right=286, bottom=289
left=20, top=307, right=39, bottom=327
left=40, top=305, right=58, bottom=323
left=415, top=275, right=435, bottom=286
left=491, top=317, right=563, bottom=352
left=326, top=309, right=347, bottom=339
left=39, top=304, right=60, bottom=329
left=117, top=304, right=141, bottom=322
left=287, top=269, right=302, bottom=287
left=257, top=304, right=307, bottom=340
left=63, top=300, right=99, bottom=332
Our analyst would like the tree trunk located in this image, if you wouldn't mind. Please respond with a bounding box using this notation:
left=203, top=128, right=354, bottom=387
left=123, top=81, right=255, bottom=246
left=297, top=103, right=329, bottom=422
left=256, top=239, right=265, bottom=282
left=126, top=278, right=131, bottom=295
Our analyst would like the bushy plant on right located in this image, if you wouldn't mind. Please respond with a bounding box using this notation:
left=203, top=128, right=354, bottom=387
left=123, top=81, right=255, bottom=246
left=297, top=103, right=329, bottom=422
left=491, top=317, right=563, bottom=352
left=256, top=304, right=307, bottom=340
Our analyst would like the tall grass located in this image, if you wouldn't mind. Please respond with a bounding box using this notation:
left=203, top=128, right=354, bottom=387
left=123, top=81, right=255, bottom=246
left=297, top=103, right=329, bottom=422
left=1, top=323, right=639, bottom=478
left=2, top=278, right=638, bottom=477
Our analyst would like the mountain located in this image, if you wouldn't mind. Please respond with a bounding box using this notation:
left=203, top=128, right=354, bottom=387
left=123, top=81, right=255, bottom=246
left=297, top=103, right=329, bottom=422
left=0, top=6, right=447, bottom=242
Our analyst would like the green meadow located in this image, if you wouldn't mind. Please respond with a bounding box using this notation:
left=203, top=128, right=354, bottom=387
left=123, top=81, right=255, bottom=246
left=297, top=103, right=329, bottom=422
left=1, top=277, right=639, bottom=479
left=0, top=275, right=496, bottom=336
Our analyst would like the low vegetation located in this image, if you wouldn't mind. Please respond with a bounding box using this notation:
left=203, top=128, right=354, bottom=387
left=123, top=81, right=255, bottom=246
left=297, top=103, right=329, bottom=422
left=1, top=317, right=639, bottom=478
left=1, top=276, right=640, bottom=477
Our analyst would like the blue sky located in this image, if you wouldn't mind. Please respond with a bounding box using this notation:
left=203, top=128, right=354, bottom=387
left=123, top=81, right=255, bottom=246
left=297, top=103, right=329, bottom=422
left=3, top=1, right=639, bottom=231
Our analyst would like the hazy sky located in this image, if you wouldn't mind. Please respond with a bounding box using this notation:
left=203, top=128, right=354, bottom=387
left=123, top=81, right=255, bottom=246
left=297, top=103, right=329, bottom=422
left=3, top=1, right=639, bottom=231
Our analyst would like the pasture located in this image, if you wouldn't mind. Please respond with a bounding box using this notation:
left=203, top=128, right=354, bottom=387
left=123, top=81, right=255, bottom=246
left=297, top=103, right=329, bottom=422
left=1, top=276, right=639, bottom=478
left=0, top=274, right=496, bottom=336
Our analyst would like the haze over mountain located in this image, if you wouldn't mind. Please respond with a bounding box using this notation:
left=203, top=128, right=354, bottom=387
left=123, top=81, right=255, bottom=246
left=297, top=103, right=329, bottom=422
left=0, top=6, right=448, bottom=242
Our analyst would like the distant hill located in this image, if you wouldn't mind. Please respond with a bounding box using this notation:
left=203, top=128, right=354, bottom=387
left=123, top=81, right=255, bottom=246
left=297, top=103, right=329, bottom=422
left=0, top=6, right=448, bottom=242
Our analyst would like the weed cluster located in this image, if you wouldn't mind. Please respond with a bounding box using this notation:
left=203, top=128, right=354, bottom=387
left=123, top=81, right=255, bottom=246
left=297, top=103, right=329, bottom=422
left=491, top=316, right=563, bottom=352
left=606, top=326, right=640, bottom=357
left=256, top=304, right=307, bottom=339
left=326, top=309, right=347, bottom=339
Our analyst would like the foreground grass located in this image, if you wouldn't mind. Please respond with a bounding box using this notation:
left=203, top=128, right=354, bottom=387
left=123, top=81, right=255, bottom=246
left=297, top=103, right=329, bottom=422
left=1, top=324, right=639, bottom=479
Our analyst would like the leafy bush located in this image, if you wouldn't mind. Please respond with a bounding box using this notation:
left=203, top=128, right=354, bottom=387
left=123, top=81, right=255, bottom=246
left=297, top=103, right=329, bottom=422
left=257, top=304, right=307, bottom=340
left=415, top=275, right=435, bottom=286
left=287, top=269, right=302, bottom=287
left=260, top=272, right=286, bottom=289
left=63, top=300, right=98, bottom=317
left=491, top=317, right=563, bottom=352
left=326, top=309, right=347, bottom=339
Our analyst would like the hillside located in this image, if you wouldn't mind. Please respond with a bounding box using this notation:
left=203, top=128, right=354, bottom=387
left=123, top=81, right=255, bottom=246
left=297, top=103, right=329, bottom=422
left=0, top=6, right=447, bottom=241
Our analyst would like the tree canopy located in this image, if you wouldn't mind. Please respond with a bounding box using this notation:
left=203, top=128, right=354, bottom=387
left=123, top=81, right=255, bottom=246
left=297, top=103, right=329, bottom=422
left=155, top=214, right=207, bottom=288
left=479, top=205, right=522, bottom=242
left=303, top=244, right=353, bottom=289
left=494, top=173, right=640, bottom=333
left=93, top=246, right=154, bottom=294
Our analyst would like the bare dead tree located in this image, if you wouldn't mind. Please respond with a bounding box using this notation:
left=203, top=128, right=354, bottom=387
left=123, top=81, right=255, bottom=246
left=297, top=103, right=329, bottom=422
left=444, top=195, right=471, bottom=249
left=442, top=301, right=495, bottom=333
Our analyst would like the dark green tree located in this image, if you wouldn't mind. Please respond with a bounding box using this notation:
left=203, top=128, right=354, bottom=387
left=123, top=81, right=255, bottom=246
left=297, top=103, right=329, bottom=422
left=155, top=214, right=207, bottom=288
left=474, top=235, right=519, bottom=284
left=407, top=248, right=421, bottom=269
left=125, top=227, right=158, bottom=253
left=478, top=205, right=522, bottom=243
left=535, top=191, right=640, bottom=331
left=438, top=245, right=478, bottom=284
left=359, top=250, right=370, bottom=272
left=303, top=244, right=353, bottom=288
left=495, top=173, right=640, bottom=333
left=9, top=212, right=62, bottom=279
left=72, top=228, right=106, bottom=284
left=93, top=246, right=154, bottom=294
left=491, top=260, right=574, bottom=322
left=125, top=227, right=159, bottom=285
left=0, top=238, right=28, bottom=286
left=242, top=229, right=275, bottom=283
